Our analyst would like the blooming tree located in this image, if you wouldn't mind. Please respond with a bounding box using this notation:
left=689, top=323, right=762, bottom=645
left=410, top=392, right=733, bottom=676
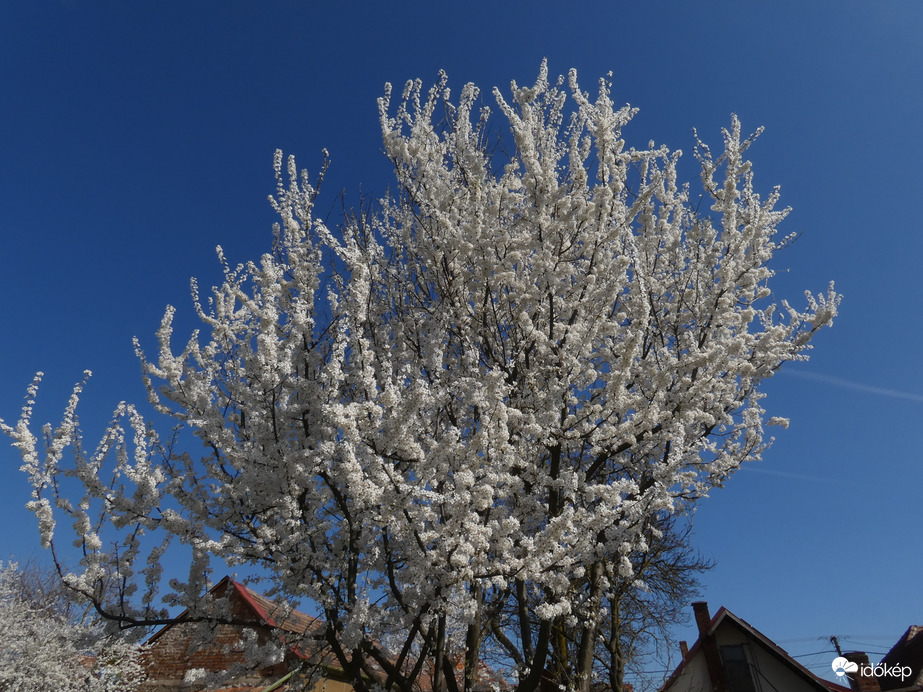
left=2, top=63, right=838, bottom=692
left=0, top=561, right=146, bottom=692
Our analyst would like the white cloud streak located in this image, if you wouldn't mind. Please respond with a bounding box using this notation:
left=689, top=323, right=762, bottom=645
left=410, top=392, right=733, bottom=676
left=784, top=370, right=923, bottom=403
left=739, top=465, right=861, bottom=487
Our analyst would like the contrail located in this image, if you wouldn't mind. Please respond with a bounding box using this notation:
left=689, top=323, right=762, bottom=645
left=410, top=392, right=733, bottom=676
left=739, top=465, right=861, bottom=487
left=783, top=370, right=923, bottom=403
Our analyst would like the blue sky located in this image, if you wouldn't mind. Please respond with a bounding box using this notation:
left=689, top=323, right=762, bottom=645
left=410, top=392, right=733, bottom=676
left=1, top=0, right=921, bottom=686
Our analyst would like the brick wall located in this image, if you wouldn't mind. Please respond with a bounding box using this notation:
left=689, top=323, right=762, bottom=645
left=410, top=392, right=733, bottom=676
left=141, top=620, right=290, bottom=691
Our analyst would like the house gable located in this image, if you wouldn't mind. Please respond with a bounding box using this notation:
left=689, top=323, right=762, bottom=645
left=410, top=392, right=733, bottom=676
left=662, top=603, right=849, bottom=692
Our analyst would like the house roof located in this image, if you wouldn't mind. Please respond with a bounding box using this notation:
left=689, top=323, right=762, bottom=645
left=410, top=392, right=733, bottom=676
left=228, top=578, right=321, bottom=636
left=144, top=576, right=321, bottom=648
left=661, top=605, right=851, bottom=692
left=879, top=625, right=923, bottom=691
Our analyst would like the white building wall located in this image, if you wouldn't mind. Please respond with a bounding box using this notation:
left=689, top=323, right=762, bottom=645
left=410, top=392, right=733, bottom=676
left=663, top=652, right=712, bottom=692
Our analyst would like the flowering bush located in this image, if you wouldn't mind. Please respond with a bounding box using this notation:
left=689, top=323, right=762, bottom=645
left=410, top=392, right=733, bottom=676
left=0, top=562, right=145, bottom=692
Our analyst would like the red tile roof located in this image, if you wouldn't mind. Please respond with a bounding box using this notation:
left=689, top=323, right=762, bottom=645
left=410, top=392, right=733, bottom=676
left=229, top=579, right=321, bottom=636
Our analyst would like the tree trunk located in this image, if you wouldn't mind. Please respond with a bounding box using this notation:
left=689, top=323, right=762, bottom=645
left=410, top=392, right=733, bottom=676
left=464, top=583, right=483, bottom=692
left=574, top=561, right=604, bottom=692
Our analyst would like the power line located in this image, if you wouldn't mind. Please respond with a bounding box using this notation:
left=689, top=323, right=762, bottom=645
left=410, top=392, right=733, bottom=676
left=792, top=650, right=837, bottom=659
